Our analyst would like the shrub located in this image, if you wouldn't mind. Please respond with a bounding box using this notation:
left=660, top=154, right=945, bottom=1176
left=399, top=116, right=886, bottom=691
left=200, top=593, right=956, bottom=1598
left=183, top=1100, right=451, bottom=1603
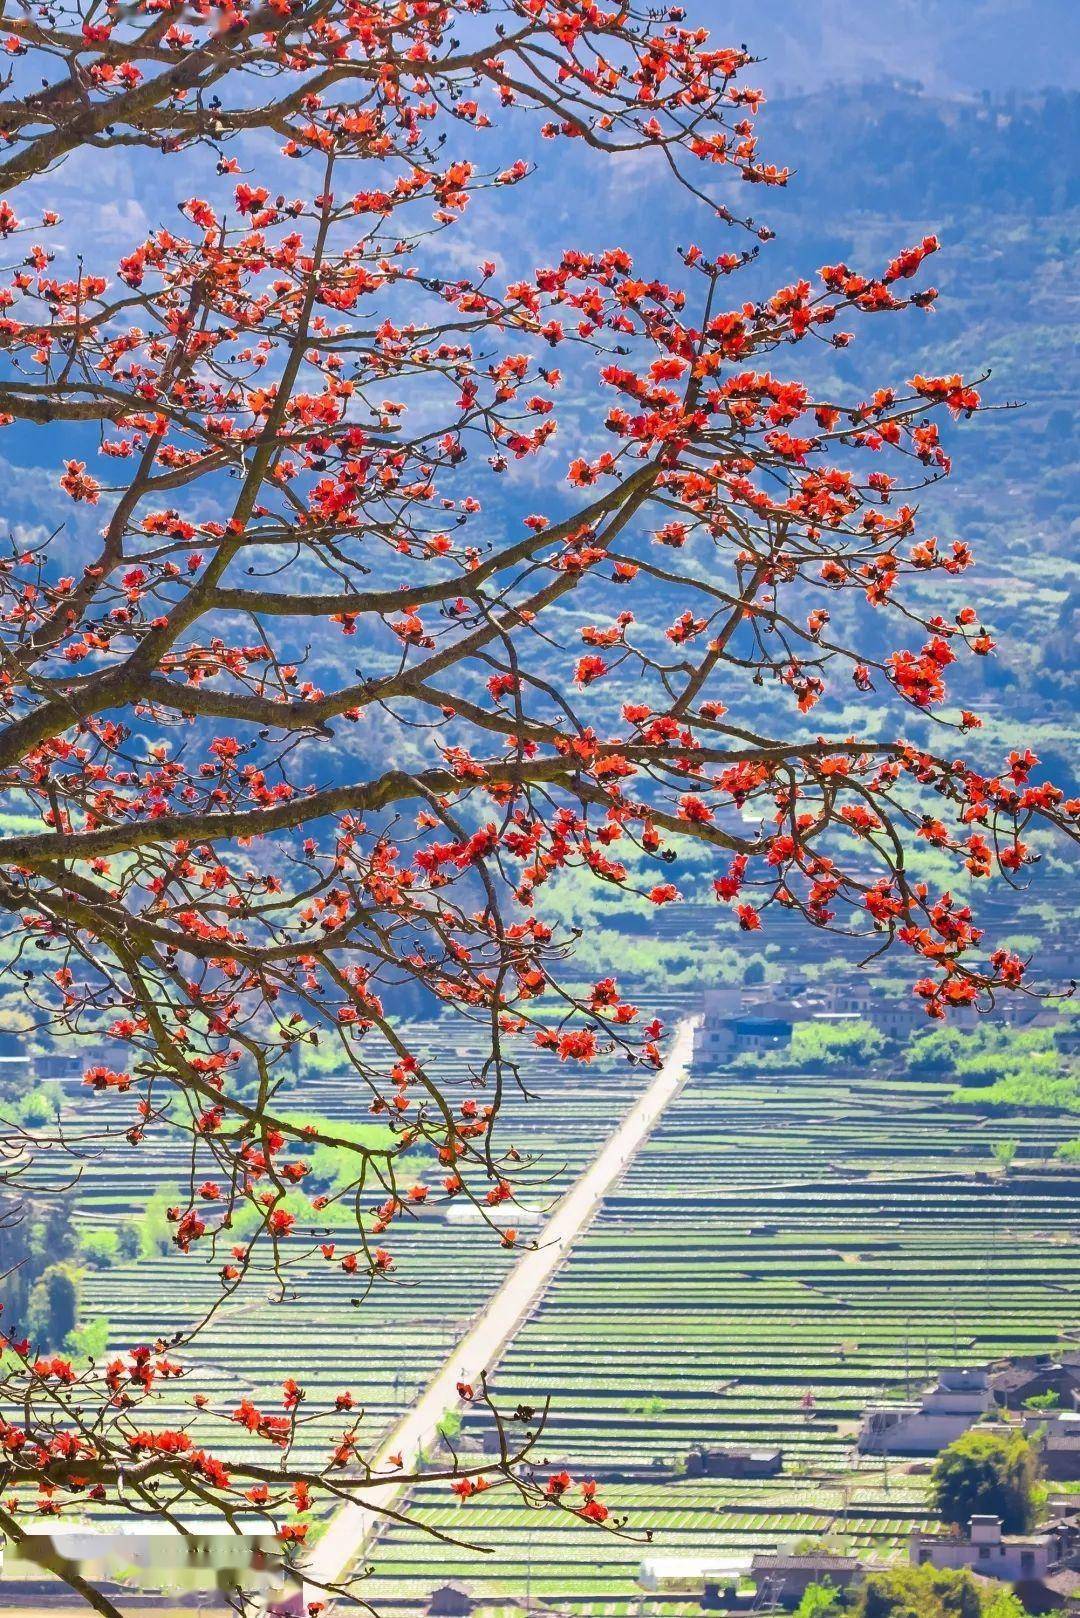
left=436, top=1409, right=462, bottom=1441
left=116, top=1221, right=141, bottom=1261
left=79, top=1228, right=119, bottom=1269
left=15, top=1084, right=62, bottom=1128
left=66, top=1315, right=109, bottom=1360
left=794, top=1582, right=843, bottom=1618
left=774, top=1020, right=885, bottom=1073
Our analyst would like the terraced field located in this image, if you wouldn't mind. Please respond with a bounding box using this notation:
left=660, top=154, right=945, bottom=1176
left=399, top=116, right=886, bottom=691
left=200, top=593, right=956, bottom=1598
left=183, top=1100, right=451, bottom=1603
left=361, top=1061, right=1080, bottom=1611
left=71, top=1023, right=658, bottom=1483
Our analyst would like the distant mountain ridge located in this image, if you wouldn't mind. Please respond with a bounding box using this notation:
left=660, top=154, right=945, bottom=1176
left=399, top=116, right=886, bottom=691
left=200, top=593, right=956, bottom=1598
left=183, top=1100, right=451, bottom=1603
left=740, top=2, right=1079, bottom=96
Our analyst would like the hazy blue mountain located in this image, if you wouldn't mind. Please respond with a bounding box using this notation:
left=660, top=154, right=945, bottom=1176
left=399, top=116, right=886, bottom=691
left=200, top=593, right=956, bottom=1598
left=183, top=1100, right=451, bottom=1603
left=738, top=2, right=1079, bottom=95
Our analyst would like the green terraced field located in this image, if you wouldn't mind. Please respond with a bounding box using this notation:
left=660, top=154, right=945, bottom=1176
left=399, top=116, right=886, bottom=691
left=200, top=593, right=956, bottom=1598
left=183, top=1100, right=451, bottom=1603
left=24, top=1022, right=1080, bottom=1611
left=71, top=1022, right=656, bottom=1481
left=360, top=1060, right=1080, bottom=1611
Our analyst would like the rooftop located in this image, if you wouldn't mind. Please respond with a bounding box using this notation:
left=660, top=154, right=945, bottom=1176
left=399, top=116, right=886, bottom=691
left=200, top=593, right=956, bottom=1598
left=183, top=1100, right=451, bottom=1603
left=752, top=1554, right=860, bottom=1573
left=641, top=1556, right=751, bottom=1577
left=1032, top=1570, right=1080, bottom=1597
left=913, top=1529, right=1053, bottom=1549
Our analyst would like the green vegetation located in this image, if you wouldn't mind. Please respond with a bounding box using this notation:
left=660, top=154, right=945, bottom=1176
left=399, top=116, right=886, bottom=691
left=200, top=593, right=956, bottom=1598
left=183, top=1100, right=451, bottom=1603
left=980, top=1595, right=1031, bottom=1618
left=138, top=1186, right=180, bottom=1258
left=300, top=1114, right=397, bottom=1192
left=436, top=1409, right=462, bottom=1442
left=991, top=1141, right=1018, bottom=1173
left=859, top=1567, right=981, bottom=1618
left=758, top=1020, right=885, bottom=1073
left=930, top=1431, right=1037, bottom=1534
left=0, top=1196, right=79, bottom=1334
left=0, top=70, right=1069, bottom=1613
left=26, top=1262, right=79, bottom=1351
left=78, top=1227, right=120, bottom=1269
left=904, top=1021, right=1078, bottom=1119
left=800, top=1567, right=1032, bottom=1618
left=66, top=1314, right=109, bottom=1360
left=857, top=1566, right=990, bottom=1618
left=11, top=1082, right=63, bottom=1128
left=795, top=1582, right=845, bottom=1618
left=358, top=1033, right=1076, bottom=1607
left=116, top=1221, right=141, bottom=1261
left=531, top=838, right=776, bottom=995
left=626, top=1395, right=666, bottom=1417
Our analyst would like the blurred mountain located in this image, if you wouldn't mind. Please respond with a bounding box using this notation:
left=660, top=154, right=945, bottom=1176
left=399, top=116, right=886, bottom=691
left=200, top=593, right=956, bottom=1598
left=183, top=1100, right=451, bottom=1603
left=1, top=78, right=1074, bottom=780
left=741, top=2, right=1079, bottom=95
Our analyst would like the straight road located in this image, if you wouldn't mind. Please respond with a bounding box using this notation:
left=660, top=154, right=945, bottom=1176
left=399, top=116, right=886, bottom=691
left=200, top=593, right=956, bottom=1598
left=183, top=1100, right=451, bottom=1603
left=303, top=1015, right=696, bottom=1604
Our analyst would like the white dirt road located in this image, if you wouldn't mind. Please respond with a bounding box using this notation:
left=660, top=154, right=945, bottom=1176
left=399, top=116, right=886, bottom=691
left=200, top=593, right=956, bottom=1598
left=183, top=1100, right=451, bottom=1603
left=303, top=1015, right=696, bottom=1604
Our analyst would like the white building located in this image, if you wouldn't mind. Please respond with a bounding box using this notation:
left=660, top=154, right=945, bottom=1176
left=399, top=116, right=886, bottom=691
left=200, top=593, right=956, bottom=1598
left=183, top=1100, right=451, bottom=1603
left=858, top=1368, right=993, bottom=1455
left=638, top=1554, right=751, bottom=1595
left=693, top=989, right=742, bottom=1062
left=910, top=1515, right=1055, bottom=1583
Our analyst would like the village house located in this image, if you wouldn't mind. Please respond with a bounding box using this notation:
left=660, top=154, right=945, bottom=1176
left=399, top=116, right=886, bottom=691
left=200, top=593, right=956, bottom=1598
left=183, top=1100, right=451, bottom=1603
left=1022, top=1407, right=1080, bottom=1438
left=31, top=1050, right=75, bottom=1080
left=685, top=1444, right=783, bottom=1478
left=749, top=1552, right=862, bottom=1607
left=1042, top=1417, right=1080, bottom=1482
left=693, top=987, right=741, bottom=1061
left=857, top=1367, right=992, bottom=1455
left=692, top=973, right=993, bottom=1069
left=0, top=1052, right=34, bottom=1090
left=1011, top=1506, right=1080, bottom=1611
left=808, top=976, right=993, bottom=1040
left=732, top=1013, right=797, bottom=1053
left=693, top=988, right=795, bottom=1063
left=910, top=1515, right=1056, bottom=1583
left=639, top=1551, right=864, bottom=1611
left=813, top=990, right=919, bottom=1042
left=1016, top=1568, right=1080, bottom=1616
left=992, top=1353, right=1080, bottom=1411
left=1034, top=1413, right=1080, bottom=1481
left=425, top=1581, right=475, bottom=1617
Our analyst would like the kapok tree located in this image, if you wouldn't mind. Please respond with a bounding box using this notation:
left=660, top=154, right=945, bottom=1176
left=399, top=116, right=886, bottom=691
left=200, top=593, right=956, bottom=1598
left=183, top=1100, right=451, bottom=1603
left=0, top=0, right=1074, bottom=1606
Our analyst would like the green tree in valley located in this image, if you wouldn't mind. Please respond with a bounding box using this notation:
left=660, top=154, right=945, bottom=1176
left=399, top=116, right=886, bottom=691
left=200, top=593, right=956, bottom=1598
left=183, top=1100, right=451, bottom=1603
left=804, top=1567, right=1032, bottom=1618
left=856, top=1566, right=1016, bottom=1618
left=25, top=1263, right=79, bottom=1351
left=930, top=1430, right=1037, bottom=1533
left=991, top=1140, right=1018, bottom=1173
left=862, top=1568, right=977, bottom=1618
